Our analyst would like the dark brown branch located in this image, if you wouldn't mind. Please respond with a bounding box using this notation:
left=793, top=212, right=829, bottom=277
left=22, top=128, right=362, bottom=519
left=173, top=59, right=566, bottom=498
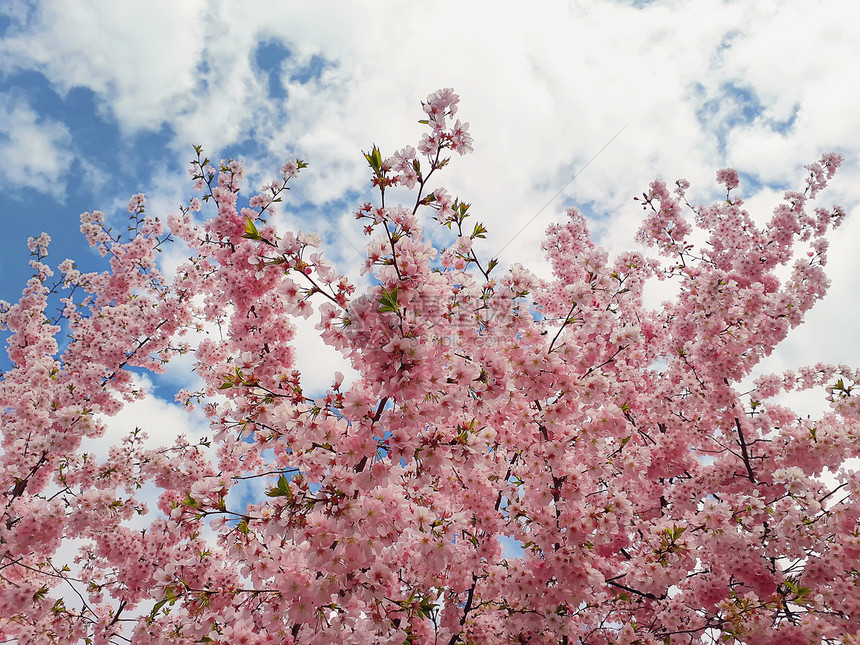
left=356, top=397, right=390, bottom=473
left=494, top=452, right=520, bottom=512
left=584, top=344, right=628, bottom=377
left=606, top=578, right=662, bottom=601
left=818, top=482, right=847, bottom=505
left=734, top=418, right=757, bottom=483
left=548, top=302, right=577, bottom=353
left=448, top=574, right=479, bottom=645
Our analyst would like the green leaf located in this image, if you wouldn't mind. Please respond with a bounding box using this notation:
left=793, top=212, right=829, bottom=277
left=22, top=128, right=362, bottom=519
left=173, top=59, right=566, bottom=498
left=417, top=596, right=437, bottom=619
left=364, top=145, right=383, bottom=173
left=150, top=597, right=169, bottom=617
left=471, top=222, right=488, bottom=239
left=487, top=258, right=499, bottom=274
left=377, top=286, right=400, bottom=313
left=242, top=217, right=260, bottom=240
left=266, top=474, right=292, bottom=498
left=150, top=586, right=178, bottom=618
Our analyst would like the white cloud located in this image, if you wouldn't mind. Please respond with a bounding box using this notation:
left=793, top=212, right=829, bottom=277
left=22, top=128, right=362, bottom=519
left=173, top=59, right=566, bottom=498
left=290, top=312, right=357, bottom=396
left=80, top=373, right=211, bottom=460
left=0, top=1, right=209, bottom=134
left=2, top=0, right=858, bottom=405
left=0, top=92, right=73, bottom=194
left=0, top=0, right=32, bottom=25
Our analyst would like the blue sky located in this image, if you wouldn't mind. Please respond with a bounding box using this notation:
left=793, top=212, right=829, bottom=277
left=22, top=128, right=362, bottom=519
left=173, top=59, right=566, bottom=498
left=1, top=0, right=860, bottom=438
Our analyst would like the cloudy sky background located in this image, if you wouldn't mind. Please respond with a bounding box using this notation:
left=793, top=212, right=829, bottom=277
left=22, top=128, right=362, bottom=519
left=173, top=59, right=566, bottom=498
left=1, top=0, right=859, bottom=451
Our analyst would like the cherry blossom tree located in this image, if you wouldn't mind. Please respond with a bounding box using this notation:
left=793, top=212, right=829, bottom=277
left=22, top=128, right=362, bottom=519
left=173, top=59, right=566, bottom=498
left=1, top=89, right=857, bottom=644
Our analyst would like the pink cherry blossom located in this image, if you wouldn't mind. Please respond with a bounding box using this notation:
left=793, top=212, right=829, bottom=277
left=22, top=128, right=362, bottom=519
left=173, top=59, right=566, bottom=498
left=716, top=167, right=740, bottom=190
left=0, top=92, right=856, bottom=645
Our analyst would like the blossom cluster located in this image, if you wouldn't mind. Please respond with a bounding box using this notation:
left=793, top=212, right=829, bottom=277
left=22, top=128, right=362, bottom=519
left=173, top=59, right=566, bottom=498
left=0, top=91, right=857, bottom=645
